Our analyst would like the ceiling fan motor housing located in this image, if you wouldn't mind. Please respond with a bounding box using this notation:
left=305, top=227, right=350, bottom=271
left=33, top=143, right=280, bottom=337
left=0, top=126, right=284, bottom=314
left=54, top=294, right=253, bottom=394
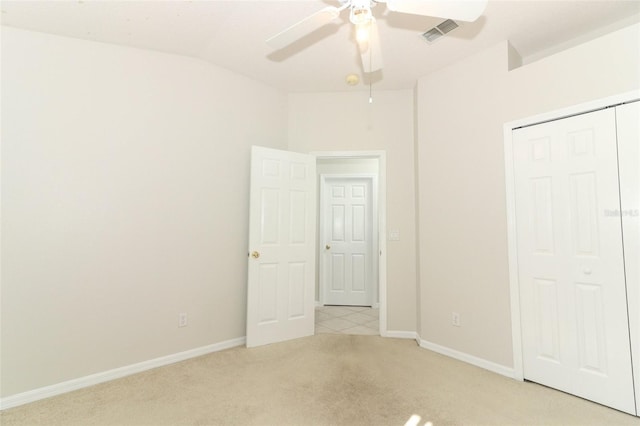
left=348, top=0, right=375, bottom=25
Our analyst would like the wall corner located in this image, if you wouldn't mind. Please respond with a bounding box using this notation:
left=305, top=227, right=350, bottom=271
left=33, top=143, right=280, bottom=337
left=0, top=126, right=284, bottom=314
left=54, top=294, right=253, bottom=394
left=507, top=41, right=523, bottom=71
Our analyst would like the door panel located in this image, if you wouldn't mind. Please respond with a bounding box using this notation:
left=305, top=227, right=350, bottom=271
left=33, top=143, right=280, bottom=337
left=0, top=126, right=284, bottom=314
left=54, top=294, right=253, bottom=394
left=616, top=101, right=640, bottom=415
left=352, top=204, right=366, bottom=241
left=569, top=172, right=598, bottom=255
left=513, top=108, right=636, bottom=414
left=533, top=278, right=560, bottom=363
left=247, top=146, right=316, bottom=348
left=321, top=177, right=374, bottom=306
left=288, top=262, right=306, bottom=318
left=531, top=177, right=554, bottom=253
left=258, top=264, right=278, bottom=323
left=331, top=254, right=345, bottom=291
left=574, top=283, right=606, bottom=374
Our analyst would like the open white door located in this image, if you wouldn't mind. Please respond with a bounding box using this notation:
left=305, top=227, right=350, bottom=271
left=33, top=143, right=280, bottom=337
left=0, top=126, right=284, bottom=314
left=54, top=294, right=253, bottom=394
left=246, top=146, right=316, bottom=348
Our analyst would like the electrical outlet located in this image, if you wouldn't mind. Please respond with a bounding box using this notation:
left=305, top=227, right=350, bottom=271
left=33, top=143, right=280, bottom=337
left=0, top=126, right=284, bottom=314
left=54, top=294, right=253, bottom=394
left=179, top=312, right=188, bottom=328
left=452, top=312, right=461, bottom=327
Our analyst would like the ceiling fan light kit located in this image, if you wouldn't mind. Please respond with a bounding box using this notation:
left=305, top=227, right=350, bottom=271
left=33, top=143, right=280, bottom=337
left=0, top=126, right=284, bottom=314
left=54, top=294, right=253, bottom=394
left=356, top=22, right=371, bottom=44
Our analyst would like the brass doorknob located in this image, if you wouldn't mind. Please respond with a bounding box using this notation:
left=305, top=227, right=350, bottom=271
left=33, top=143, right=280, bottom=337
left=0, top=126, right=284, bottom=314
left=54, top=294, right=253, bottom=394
left=325, top=244, right=331, bottom=250
left=251, top=251, right=260, bottom=259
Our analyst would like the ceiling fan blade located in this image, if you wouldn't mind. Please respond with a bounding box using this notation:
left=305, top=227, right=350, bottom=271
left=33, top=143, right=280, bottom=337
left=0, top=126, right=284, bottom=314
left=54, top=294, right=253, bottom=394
left=386, top=0, right=487, bottom=22
left=266, top=6, right=341, bottom=50
left=358, top=18, right=383, bottom=73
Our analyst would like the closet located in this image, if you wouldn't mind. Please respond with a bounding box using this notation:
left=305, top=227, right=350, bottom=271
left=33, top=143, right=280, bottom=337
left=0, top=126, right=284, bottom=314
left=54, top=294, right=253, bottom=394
left=508, top=97, right=639, bottom=416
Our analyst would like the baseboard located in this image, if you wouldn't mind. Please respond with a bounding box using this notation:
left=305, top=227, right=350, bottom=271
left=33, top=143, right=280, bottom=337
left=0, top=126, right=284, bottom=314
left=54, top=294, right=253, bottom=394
left=0, top=336, right=246, bottom=411
left=417, top=337, right=515, bottom=378
left=315, top=301, right=381, bottom=309
left=385, top=330, right=418, bottom=340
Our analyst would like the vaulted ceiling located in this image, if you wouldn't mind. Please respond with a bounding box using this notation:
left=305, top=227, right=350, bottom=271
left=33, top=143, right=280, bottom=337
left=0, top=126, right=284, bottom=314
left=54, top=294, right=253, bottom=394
left=2, top=1, right=639, bottom=92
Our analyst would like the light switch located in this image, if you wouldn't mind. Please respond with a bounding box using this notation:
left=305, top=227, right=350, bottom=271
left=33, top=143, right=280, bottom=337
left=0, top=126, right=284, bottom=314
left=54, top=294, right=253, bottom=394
left=389, top=230, right=400, bottom=241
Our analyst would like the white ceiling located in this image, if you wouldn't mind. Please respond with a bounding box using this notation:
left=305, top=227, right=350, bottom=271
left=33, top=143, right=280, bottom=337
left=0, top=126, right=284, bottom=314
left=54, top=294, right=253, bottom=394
left=1, top=0, right=639, bottom=92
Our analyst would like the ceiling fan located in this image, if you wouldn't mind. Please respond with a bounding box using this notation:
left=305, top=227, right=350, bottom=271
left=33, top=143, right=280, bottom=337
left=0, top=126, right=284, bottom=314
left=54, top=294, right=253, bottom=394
left=266, top=0, right=488, bottom=73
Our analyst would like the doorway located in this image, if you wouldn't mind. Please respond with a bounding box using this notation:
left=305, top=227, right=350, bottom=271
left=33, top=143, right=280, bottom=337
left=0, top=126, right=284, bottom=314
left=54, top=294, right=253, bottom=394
left=312, top=152, right=387, bottom=336
left=320, top=175, right=377, bottom=307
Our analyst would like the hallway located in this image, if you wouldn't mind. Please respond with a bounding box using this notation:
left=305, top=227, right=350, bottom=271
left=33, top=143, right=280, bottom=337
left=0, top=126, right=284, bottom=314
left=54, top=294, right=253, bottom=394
left=314, top=306, right=379, bottom=335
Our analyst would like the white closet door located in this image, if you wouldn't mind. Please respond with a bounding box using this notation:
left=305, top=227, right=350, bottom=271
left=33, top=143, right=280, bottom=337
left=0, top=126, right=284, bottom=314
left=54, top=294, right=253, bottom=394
left=616, top=101, right=640, bottom=416
left=513, top=108, right=636, bottom=415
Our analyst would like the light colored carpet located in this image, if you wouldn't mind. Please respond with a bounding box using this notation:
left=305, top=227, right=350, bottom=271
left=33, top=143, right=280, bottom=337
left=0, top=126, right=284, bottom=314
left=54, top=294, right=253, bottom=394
left=1, top=334, right=638, bottom=425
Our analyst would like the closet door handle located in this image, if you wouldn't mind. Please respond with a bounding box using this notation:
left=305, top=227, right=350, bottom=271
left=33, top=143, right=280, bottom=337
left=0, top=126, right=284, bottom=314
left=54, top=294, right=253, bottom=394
left=583, top=267, right=592, bottom=275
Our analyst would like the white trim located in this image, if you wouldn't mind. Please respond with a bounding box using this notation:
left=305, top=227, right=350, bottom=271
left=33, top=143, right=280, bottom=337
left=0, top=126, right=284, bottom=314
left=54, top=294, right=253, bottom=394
left=503, top=90, right=640, bottom=383
left=311, top=151, right=388, bottom=339
left=317, top=300, right=380, bottom=309
left=507, top=91, right=640, bottom=130
left=503, top=122, right=525, bottom=382
left=0, top=337, right=246, bottom=410
left=418, top=338, right=515, bottom=379
left=386, top=330, right=418, bottom=340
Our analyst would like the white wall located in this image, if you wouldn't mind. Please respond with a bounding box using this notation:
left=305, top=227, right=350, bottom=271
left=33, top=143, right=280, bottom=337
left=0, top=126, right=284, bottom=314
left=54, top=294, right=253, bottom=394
left=415, top=23, right=640, bottom=368
left=0, top=27, right=287, bottom=397
left=288, top=90, right=417, bottom=332
left=316, top=158, right=379, bottom=175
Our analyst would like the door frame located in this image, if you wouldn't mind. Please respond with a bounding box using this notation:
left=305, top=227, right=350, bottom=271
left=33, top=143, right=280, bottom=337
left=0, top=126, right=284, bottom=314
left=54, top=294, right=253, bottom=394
left=319, top=173, right=379, bottom=307
left=503, top=90, right=639, bottom=381
left=311, top=151, right=387, bottom=337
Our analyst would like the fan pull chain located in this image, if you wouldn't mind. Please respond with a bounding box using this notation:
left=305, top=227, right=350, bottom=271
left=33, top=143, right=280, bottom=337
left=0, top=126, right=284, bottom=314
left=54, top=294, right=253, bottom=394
left=369, top=21, right=373, bottom=104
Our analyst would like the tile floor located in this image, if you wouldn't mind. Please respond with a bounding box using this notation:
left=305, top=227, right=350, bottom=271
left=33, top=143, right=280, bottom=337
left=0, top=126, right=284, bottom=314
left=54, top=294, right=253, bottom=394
left=315, top=305, right=379, bottom=335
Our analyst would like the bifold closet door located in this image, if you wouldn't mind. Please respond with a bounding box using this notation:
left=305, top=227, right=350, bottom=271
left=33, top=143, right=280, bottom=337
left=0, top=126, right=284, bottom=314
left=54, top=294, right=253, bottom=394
left=616, top=101, right=640, bottom=416
left=513, top=108, right=636, bottom=415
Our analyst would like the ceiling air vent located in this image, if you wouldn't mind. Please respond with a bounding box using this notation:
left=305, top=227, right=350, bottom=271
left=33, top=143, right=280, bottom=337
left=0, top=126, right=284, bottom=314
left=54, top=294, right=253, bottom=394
left=421, top=19, right=459, bottom=44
